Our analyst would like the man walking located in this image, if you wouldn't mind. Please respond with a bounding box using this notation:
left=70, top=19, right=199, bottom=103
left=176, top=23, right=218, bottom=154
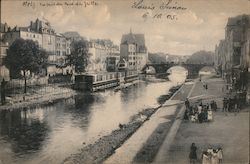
left=1, top=79, right=7, bottom=105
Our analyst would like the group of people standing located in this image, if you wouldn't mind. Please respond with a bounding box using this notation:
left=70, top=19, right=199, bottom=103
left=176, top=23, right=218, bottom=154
left=223, top=96, right=240, bottom=113
left=189, top=143, right=223, bottom=164
left=184, top=99, right=217, bottom=123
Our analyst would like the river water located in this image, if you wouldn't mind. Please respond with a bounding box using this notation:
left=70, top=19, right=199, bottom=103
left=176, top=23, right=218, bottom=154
left=0, top=67, right=187, bottom=164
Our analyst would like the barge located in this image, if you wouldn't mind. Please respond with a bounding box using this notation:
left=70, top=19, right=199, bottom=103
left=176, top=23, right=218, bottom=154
left=74, top=70, right=139, bottom=92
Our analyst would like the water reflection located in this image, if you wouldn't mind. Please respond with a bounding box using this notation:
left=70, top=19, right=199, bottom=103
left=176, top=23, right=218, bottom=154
left=168, top=66, right=188, bottom=85
left=0, top=69, right=187, bottom=164
left=0, top=109, right=49, bottom=156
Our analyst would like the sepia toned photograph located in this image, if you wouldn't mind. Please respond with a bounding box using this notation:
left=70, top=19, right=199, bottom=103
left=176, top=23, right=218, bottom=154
left=0, top=0, right=249, bottom=163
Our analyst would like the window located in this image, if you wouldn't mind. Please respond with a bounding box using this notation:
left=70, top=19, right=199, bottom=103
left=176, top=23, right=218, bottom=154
left=97, top=75, right=103, bottom=81
left=48, top=36, right=52, bottom=45
left=33, top=34, right=35, bottom=38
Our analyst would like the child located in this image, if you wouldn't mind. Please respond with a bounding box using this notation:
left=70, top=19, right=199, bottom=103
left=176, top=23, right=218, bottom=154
left=217, top=148, right=223, bottom=163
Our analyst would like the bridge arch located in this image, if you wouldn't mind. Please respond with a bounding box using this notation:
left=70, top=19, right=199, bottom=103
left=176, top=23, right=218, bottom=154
left=145, top=66, right=156, bottom=74
left=167, top=66, right=188, bottom=83
left=142, top=63, right=215, bottom=79
left=198, top=66, right=216, bottom=75
left=167, top=66, right=188, bottom=74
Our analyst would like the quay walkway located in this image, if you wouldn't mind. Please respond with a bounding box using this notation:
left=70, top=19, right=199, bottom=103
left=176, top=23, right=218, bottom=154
left=105, top=75, right=249, bottom=164
left=154, top=76, right=249, bottom=164
left=104, top=78, right=195, bottom=163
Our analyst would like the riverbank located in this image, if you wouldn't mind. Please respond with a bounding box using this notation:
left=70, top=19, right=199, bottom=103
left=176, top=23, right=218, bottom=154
left=62, top=84, right=182, bottom=164
left=104, top=81, right=194, bottom=163
left=0, top=85, right=76, bottom=111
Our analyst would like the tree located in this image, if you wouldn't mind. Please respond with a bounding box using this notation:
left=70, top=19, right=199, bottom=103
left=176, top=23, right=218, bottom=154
left=4, top=38, right=48, bottom=93
left=66, top=39, right=90, bottom=74
left=186, top=50, right=215, bottom=64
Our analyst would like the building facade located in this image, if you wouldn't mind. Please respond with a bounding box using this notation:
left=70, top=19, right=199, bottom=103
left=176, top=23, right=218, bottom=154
left=215, top=14, right=250, bottom=102
left=120, top=30, right=148, bottom=71
left=0, top=42, right=10, bottom=81
left=1, top=18, right=72, bottom=78
left=87, top=40, right=120, bottom=73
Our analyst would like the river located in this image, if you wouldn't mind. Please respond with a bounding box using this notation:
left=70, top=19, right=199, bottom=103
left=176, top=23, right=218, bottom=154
left=0, top=67, right=187, bottom=164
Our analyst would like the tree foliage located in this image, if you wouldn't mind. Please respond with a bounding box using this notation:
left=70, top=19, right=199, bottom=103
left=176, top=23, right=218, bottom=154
left=4, top=38, right=48, bottom=93
left=186, top=50, right=214, bottom=64
left=67, top=39, right=90, bottom=73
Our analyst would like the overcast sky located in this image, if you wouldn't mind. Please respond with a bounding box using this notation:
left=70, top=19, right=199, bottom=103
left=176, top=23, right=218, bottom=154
left=1, top=0, right=250, bottom=55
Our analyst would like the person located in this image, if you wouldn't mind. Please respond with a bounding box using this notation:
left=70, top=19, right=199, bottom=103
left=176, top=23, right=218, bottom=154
left=225, top=98, right=229, bottom=113
left=207, top=109, right=213, bottom=121
left=195, top=112, right=199, bottom=122
left=197, top=111, right=203, bottom=123
left=1, top=79, right=7, bottom=105
left=213, top=101, right=217, bottom=112
left=184, top=109, right=189, bottom=120
left=203, top=110, right=207, bottom=122
left=228, top=98, right=233, bottom=112
left=207, top=147, right=213, bottom=154
left=191, top=114, right=196, bottom=122
left=198, top=104, right=202, bottom=114
left=210, top=101, right=214, bottom=110
left=222, top=98, right=226, bottom=112
left=234, top=96, right=240, bottom=113
left=203, top=82, right=206, bottom=89
left=189, top=143, right=197, bottom=163
left=185, top=98, right=190, bottom=109
left=217, top=148, right=223, bottom=163
left=211, top=149, right=219, bottom=164
left=202, top=151, right=211, bottom=164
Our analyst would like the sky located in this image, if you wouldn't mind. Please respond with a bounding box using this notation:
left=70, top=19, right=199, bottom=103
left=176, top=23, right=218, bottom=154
left=1, top=0, right=250, bottom=56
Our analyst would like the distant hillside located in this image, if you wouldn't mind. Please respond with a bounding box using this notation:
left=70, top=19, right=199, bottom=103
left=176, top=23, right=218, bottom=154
left=186, top=50, right=214, bottom=64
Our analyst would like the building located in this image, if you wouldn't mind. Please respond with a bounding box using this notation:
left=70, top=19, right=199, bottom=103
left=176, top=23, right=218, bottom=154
left=215, top=40, right=228, bottom=78
left=106, top=50, right=120, bottom=72
left=87, top=39, right=120, bottom=73
left=120, top=29, right=148, bottom=71
left=215, top=14, right=250, bottom=103
left=0, top=23, right=10, bottom=81
left=1, top=18, right=72, bottom=77
left=215, top=15, right=250, bottom=82
left=0, top=41, right=10, bottom=81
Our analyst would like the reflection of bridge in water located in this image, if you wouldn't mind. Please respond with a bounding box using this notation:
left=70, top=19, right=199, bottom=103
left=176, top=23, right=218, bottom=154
left=141, top=62, right=214, bottom=79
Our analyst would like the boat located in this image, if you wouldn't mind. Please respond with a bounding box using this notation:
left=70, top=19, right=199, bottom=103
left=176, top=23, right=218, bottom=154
left=74, top=70, right=139, bottom=92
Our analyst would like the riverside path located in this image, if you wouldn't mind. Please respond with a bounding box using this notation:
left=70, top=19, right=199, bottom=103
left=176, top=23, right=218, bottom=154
left=154, top=75, right=249, bottom=164
left=105, top=74, right=249, bottom=164
left=104, top=78, right=197, bottom=163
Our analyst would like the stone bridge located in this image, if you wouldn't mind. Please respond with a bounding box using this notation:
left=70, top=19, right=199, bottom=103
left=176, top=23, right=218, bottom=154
left=141, top=62, right=214, bottom=79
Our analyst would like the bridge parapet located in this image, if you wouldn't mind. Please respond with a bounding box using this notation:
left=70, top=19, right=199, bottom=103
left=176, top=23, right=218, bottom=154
left=142, top=62, right=214, bottom=79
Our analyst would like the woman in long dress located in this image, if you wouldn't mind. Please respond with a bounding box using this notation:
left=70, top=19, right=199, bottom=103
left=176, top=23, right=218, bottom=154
left=189, top=143, right=197, bottom=163
left=202, top=151, right=211, bottom=164
left=207, top=109, right=213, bottom=121
left=217, top=148, right=223, bottom=163
left=211, top=149, right=219, bottom=164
